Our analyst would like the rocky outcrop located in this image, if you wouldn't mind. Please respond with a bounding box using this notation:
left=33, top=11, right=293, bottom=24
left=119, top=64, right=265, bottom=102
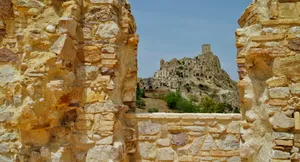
left=237, top=0, right=300, bottom=161
left=141, top=44, right=239, bottom=108
left=0, top=0, right=138, bottom=161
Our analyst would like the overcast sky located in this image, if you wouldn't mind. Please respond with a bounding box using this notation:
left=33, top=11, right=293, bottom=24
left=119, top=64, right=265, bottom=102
left=130, top=0, right=252, bottom=81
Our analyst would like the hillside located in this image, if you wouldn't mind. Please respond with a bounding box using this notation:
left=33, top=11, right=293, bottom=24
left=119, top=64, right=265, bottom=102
left=139, top=44, right=239, bottom=109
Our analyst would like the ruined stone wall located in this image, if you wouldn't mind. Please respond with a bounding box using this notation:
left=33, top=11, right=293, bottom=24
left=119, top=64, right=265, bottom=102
left=124, top=113, right=241, bottom=162
left=0, top=0, right=138, bottom=161
left=237, top=0, right=300, bottom=161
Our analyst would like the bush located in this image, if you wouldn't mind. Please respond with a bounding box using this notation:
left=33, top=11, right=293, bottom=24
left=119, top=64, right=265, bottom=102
left=136, top=99, right=145, bottom=108
left=165, top=91, right=239, bottom=114
left=148, top=108, right=159, bottom=113
left=176, top=99, right=198, bottom=113
left=166, top=91, right=182, bottom=109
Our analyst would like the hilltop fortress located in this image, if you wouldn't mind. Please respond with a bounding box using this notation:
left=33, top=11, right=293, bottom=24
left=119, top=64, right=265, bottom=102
left=141, top=44, right=239, bottom=108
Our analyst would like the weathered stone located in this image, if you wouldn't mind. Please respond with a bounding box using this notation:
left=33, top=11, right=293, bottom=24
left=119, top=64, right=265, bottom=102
left=86, top=145, right=120, bottom=162
left=272, top=150, right=290, bottom=159
left=84, top=101, right=117, bottom=113
left=156, top=147, right=176, bottom=161
left=82, top=46, right=101, bottom=63
left=201, top=134, right=217, bottom=151
left=96, top=21, right=120, bottom=39
left=0, top=0, right=13, bottom=19
left=171, top=132, right=188, bottom=146
left=45, top=25, right=56, bottom=33
left=138, top=121, right=161, bottom=135
left=20, top=129, right=50, bottom=146
left=290, top=83, right=300, bottom=95
left=0, top=48, right=18, bottom=63
left=138, top=142, right=157, bottom=159
left=58, top=18, right=77, bottom=37
left=50, top=34, right=76, bottom=62
left=189, top=136, right=205, bottom=155
left=216, top=134, right=239, bottom=151
left=274, top=132, right=294, bottom=140
left=288, top=39, right=300, bottom=51
left=275, top=140, right=293, bottom=146
left=157, top=138, right=170, bottom=147
left=95, top=135, right=113, bottom=145
left=268, top=87, right=290, bottom=99
left=270, top=112, right=295, bottom=130
left=228, top=156, right=241, bottom=162
left=273, top=55, right=300, bottom=77
left=0, top=142, right=9, bottom=153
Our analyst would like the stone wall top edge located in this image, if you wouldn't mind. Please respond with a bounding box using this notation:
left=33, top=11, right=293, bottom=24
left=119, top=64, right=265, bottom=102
left=124, top=113, right=242, bottom=120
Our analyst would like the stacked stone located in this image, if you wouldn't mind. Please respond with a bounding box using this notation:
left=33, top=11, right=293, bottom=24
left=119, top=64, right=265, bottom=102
left=236, top=0, right=300, bottom=161
left=0, top=0, right=138, bottom=161
left=124, top=113, right=242, bottom=162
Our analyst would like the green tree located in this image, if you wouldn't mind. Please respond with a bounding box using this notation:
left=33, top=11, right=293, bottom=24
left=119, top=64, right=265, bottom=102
left=166, top=91, right=182, bottom=109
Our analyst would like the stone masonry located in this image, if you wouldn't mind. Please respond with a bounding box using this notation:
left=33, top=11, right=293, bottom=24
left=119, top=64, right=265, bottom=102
left=124, top=113, right=242, bottom=162
left=236, top=0, right=300, bottom=161
left=0, top=0, right=138, bottom=161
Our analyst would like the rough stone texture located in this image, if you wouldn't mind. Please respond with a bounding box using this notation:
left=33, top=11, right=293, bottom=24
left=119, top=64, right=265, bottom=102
left=139, top=45, right=239, bottom=108
left=236, top=0, right=300, bottom=161
left=124, top=113, right=241, bottom=161
left=0, top=0, right=138, bottom=161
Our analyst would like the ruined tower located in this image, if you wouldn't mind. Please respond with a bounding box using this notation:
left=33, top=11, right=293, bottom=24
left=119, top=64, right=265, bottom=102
left=202, top=44, right=212, bottom=54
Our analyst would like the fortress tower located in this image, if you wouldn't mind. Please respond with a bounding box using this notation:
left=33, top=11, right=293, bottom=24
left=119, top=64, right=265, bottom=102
left=202, top=44, right=212, bottom=54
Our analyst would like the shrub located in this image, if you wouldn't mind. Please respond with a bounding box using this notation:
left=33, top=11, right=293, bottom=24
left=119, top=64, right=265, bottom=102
left=148, top=108, right=159, bottom=113
left=136, top=99, right=145, bottom=108
left=176, top=99, right=198, bottom=113
left=166, top=91, right=182, bottom=109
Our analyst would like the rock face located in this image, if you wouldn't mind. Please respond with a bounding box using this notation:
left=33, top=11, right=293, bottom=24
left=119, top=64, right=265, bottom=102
left=0, top=0, right=138, bottom=161
left=236, top=0, right=300, bottom=161
left=141, top=44, right=239, bottom=108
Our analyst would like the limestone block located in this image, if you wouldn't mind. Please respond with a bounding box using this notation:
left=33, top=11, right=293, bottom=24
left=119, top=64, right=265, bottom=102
left=270, top=112, right=295, bottom=130
left=268, top=87, right=290, bottom=99
left=0, top=65, right=16, bottom=85
left=171, top=132, right=188, bottom=146
left=58, top=18, right=77, bottom=37
left=157, top=138, right=170, bottom=147
left=138, top=142, right=157, bottom=159
left=0, top=142, right=9, bottom=153
left=84, top=101, right=117, bottom=113
left=138, top=121, right=161, bottom=135
left=50, top=34, right=76, bottom=62
left=201, top=134, right=217, bottom=151
left=216, top=134, right=239, bottom=151
left=295, top=112, right=300, bottom=131
left=95, top=135, right=113, bottom=145
left=82, top=46, right=101, bottom=63
left=228, top=156, right=241, bottom=162
left=274, top=132, right=294, bottom=140
left=156, top=147, right=176, bottom=161
left=96, top=21, right=120, bottom=39
left=0, top=48, right=19, bottom=63
left=75, top=120, right=92, bottom=130
left=272, top=150, right=290, bottom=159
left=290, top=83, right=300, bottom=95
left=76, top=66, right=100, bottom=81
left=273, top=55, right=300, bottom=77
left=275, top=140, right=293, bottom=146
left=0, top=0, right=13, bottom=19
left=227, top=121, right=240, bottom=134
left=45, top=24, right=56, bottom=33
left=189, top=136, right=205, bottom=155
left=86, top=145, right=120, bottom=162
left=20, top=129, right=50, bottom=146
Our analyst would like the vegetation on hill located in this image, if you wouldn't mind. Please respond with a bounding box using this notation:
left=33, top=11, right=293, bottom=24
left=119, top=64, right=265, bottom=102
left=166, top=91, right=239, bottom=113
left=136, top=84, right=145, bottom=108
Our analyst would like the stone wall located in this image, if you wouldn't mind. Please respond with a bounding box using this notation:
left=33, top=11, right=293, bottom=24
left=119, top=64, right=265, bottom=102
left=124, top=113, right=242, bottom=162
left=236, top=0, right=300, bottom=161
left=0, top=0, right=138, bottom=161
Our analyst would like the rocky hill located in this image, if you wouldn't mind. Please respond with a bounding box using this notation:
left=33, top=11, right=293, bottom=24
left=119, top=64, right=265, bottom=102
left=140, top=44, right=239, bottom=108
